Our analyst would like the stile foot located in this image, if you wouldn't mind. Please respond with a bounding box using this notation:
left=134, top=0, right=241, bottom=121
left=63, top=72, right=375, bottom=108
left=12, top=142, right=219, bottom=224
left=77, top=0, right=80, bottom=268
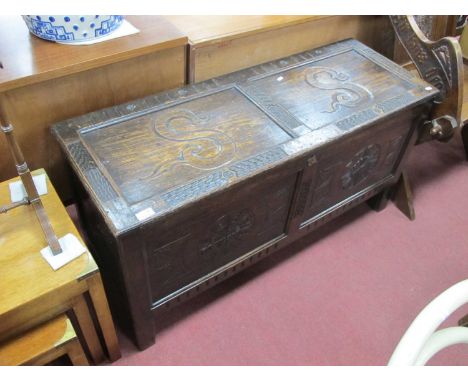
left=392, top=171, right=415, bottom=221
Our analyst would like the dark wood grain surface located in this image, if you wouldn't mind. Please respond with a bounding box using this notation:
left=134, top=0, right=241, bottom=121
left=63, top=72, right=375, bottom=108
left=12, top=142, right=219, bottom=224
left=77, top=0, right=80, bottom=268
left=53, top=38, right=438, bottom=349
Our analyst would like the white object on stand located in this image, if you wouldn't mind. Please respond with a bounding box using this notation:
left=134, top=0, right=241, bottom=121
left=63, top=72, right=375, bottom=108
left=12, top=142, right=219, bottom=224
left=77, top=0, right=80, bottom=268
left=40, top=233, right=87, bottom=270
left=9, top=174, right=47, bottom=202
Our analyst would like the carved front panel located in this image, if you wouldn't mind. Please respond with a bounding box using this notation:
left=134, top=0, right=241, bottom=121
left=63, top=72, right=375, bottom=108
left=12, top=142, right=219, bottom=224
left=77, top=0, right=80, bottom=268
left=147, top=174, right=296, bottom=303
left=300, top=114, right=412, bottom=223
left=79, top=88, right=292, bottom=205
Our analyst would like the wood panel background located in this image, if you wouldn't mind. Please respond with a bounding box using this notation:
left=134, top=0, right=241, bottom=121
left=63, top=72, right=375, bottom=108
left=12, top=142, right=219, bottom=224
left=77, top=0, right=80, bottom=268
left=165, top=16, right=395, bottom=83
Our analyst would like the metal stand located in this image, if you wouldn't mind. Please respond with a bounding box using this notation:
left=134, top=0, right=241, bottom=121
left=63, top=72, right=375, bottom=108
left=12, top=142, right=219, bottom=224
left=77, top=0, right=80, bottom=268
left=0, top=99, right=62, bottom=255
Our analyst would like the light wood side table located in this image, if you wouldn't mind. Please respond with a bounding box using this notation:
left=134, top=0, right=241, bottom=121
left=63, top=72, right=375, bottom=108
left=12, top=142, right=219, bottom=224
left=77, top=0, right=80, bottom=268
left=0, top=315, right=88, bottom=366
left=0, top=168, right=120, bottom=364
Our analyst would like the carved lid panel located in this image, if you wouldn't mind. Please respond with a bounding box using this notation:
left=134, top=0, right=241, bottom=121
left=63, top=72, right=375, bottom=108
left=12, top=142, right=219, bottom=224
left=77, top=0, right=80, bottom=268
left=240, top=49, right=422, bottom=133
left=79, top=88, right=291, bottom=205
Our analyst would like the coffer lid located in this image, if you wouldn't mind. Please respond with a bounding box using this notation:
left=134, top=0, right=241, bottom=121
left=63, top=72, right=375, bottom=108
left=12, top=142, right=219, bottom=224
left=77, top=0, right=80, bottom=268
left=53, top=39, right=438, bottom=234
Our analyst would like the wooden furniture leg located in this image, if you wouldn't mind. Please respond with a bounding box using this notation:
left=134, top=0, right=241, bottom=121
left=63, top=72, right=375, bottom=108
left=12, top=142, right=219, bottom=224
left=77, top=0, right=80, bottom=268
left=367, top=186, right=392, bottom=212
left=71, top=294, right=105, bottom=364
left=65, top=339, right=90, bottom=366
left=462, top=124, right=468, bottom=161
left=392, top=171, right=415, bottom=221
left=367, top=172, right=415, bottom=220
left=87, top=273, right=121, bottom=361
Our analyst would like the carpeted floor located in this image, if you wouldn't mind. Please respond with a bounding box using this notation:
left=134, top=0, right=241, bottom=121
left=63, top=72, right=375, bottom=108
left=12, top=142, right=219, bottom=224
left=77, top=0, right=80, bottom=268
left=77, top=131, right=468, bottom=366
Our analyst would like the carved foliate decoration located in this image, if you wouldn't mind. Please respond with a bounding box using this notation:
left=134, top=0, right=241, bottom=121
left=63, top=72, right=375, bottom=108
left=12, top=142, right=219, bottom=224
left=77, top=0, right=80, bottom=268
left=414, top=16, right=436, bottom=40
left=341, top=144, right=381, bottom=190
left=389, top=15, right=463, bottom=135
left=305, top=67, right=373, bottom=113
left=200, top=209, right=255, bottom=256
left=307, top=133, right=407, bottom=213
left=160, top=147, right=287, bottom=208
left=433, top=45, right=452, bottom=83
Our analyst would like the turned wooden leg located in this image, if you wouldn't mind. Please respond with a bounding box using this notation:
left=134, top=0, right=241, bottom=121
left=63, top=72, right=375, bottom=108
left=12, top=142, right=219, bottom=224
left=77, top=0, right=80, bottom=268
left=87, top=273, right=121, bottom=361
left=392, top=171, right=415, bottom=221
left=71, top=294, right=105, bottom=364
left=462, top=124, right=468, bottom=161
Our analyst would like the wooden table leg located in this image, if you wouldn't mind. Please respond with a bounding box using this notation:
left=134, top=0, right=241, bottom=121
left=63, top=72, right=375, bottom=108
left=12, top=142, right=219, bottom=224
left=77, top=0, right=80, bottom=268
left=87, top=273, right=121, bottom=362
left=66, top=339, right=90, bottom=366
left=462, top=124, right=468, bottom=161
left=71, top=294, right=105, bottom=364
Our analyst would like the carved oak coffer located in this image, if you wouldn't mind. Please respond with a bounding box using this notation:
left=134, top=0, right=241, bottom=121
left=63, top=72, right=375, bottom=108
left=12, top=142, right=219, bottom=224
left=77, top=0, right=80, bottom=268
left=52, top=39, right=439, bottom=349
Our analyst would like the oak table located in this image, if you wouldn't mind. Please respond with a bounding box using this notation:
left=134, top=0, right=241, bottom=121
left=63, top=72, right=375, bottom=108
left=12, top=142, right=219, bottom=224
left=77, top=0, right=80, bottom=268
left=164, top=15, right=395, bottom=83
left=0, top=16, right=188, bottom=200
left=0, top=168, right=120, bottom=364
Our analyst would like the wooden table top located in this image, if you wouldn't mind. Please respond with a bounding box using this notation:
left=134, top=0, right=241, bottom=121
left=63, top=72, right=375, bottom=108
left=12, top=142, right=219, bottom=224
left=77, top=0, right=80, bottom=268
left=0, top=169, right=97, bottom=315
left=165, top=15, right=327, bottom=47
left=0, top=16, right=188, bottom=92
left=0, top=314, right=72, bottom=365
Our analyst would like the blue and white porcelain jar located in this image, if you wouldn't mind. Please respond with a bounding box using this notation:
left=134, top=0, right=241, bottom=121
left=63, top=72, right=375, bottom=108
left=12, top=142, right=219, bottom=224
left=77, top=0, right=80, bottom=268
left=22, top=15, right=124, bottom=43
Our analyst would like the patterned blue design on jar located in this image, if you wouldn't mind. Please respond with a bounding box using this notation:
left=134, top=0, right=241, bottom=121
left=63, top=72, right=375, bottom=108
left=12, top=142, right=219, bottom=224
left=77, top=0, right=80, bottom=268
left=24, top=18, right=74, bottom=41
left=23, top=15, right=124, bottom=43
left=94, top=15, right=124, bottom=37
